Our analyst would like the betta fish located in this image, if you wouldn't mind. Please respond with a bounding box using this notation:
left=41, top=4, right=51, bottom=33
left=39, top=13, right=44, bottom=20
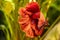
left=18, top=2, right=48, bottom=38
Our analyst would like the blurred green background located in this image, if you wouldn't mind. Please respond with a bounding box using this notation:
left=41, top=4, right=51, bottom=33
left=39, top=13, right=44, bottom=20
left=0, top=0, right=60, bottom=40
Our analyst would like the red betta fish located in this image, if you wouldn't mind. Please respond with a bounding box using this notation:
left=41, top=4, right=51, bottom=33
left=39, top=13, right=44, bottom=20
left=18, top=2, right=47, bottom=38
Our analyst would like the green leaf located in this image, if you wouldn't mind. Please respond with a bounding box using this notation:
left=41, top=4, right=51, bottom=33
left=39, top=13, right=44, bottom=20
left=0, top=25, right=10, bottom=40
